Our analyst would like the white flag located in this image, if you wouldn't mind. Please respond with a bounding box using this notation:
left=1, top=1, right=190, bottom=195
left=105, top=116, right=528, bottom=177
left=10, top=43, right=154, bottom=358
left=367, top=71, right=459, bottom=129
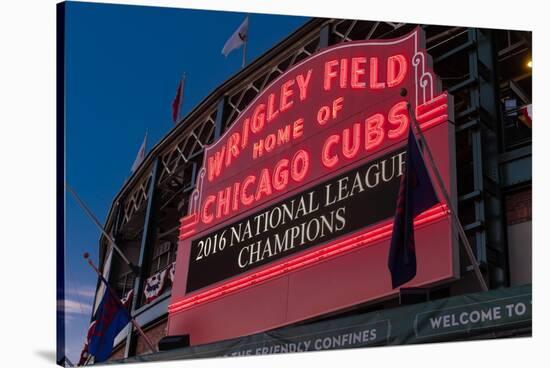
left=93, top=245, right=113, bottom=314
left=222, top=16, right=248, bottom=57
left=131, top=132, right=147, bottom=173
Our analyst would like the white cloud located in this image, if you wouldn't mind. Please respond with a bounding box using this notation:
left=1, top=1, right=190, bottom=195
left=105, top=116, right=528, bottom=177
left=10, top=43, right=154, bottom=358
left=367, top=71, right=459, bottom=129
left=58, top=298, right=93, bottom=316
left=67, top=288, right=97, bottom=299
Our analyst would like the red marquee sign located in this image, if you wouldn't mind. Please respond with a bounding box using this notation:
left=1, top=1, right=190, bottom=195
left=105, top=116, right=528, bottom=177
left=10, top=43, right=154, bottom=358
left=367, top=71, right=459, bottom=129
left=167, top=28, right=458, bottom=345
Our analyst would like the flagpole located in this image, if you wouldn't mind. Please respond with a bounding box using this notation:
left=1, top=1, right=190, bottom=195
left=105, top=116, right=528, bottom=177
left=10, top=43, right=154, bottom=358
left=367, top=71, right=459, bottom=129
left=83, top=252, right=158, bottom=354
left=177, top=73, right=186, bottom=122
left=181, top=72, right=186, bottom=116
left=67, top=184, right=140, bottom=275
left=242, top=33, right=247, bottom=68
left=242, top=15, right=248, bottom=68
left=82, top=353, right=92, bottom=366
left=406, top=100, right=489, bottom=292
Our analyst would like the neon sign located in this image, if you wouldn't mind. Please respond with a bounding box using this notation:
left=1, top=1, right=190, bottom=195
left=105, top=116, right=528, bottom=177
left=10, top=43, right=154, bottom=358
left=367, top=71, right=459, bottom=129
left=168, top=28, right=457, bottom=346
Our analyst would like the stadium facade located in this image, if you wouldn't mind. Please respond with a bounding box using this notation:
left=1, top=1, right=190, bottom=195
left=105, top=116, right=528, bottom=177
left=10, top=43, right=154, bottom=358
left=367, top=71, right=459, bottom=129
left=88, top=18, right=531, bottom=362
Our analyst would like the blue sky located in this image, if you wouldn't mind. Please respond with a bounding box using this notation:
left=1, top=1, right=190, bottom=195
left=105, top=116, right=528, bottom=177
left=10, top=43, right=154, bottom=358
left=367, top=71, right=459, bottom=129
left=64, top=1, right=308, bottom=362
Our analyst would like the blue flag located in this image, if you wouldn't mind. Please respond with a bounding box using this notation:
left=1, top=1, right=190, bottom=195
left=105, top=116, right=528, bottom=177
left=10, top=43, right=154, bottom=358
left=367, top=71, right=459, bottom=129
left=88, top=290, right=131, bottom=362
left=388, top=126, right=439, bottom=289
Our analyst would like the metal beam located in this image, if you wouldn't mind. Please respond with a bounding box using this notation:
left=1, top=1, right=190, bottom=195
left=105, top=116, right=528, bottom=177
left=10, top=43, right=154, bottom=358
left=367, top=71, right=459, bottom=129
left=319, top=22, right=331, bottom=48
left=125, top=158, right=160, bottom=357
left=475, top=28, right=509, bottom=288
left=509, top=80, right=531, bottom=104
left=213, top=96, right=227, bottom=140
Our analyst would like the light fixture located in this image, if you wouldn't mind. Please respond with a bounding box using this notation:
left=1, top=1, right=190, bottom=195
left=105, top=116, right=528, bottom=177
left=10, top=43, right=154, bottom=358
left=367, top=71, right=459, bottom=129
left=527, top=60, right=532, bottom=68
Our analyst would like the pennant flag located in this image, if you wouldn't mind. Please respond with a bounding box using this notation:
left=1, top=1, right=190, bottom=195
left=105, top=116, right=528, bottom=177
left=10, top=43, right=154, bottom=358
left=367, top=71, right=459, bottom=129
left=222, top=16, right=248, bottom=57
left=519, top=104, right=532, bottom=128
left=130, top=132, right=147, bottom=173
left=121, top=289, right=134, bottom=306
left=169, top=262, right=176, bottom=284
left=88, top=290, right=131, bottom=362
left=171, top=77, right=184, bottom=123
left=144, top=269, right=169, bottom=304
left=388, top=126, right=439, bottom=289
